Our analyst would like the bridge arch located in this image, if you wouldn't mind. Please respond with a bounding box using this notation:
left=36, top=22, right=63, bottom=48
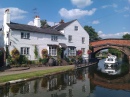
left=90, top=39, right=130, bottom=63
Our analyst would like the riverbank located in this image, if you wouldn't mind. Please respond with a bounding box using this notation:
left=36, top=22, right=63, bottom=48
left=0, top=61, right=98, bottom=86
left=0, top=65, right=74, bottom=85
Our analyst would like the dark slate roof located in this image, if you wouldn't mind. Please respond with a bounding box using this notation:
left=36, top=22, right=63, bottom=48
left=52, top=19, right=77, bottom=30
left=7, top=22, right=63, bottom=35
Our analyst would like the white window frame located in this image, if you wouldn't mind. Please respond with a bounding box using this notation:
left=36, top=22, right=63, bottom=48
left=21, top=47, right=30, bottom=55
left=68, top=35, right=72, bottom=42
left=51, top=35, right=58, bottom=41
left=49, top=46, right=57, bottom=56
left=82, top=37, right=85, bottom=44
left=81, top=48, right=85, bottom=54
left=74, top=26, right=78, bottom=31
left=68, top=47, right=76, bottom=56
left=21, top=32, right=30, bottom=39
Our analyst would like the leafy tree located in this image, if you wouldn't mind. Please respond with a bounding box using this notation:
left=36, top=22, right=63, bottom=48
left=122, top=33, right=130, bottom=40
left=40, top=20, right=50, bottom=28
left=108, top=48, right=121, bottom=58
left=84, top=25, right=101, bottom=41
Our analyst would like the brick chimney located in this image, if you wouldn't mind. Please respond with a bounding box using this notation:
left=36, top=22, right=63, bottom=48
left=59, top=19, right=64, bottom=24
left=34, top=15, right=41, bottom=27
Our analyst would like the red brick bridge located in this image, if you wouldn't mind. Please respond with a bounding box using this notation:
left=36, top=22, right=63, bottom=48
left=90, top=39, right=130, bottom=62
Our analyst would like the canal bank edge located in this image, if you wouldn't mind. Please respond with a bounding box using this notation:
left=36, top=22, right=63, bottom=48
left=0, top=62, right=97, bottom=87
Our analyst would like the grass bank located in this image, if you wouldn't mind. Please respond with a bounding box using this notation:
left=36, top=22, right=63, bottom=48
left=0, top=66, right=74, bottom=83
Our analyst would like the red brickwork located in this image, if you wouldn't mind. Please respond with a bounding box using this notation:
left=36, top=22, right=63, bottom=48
left=90, top=39, right=130, bottom=47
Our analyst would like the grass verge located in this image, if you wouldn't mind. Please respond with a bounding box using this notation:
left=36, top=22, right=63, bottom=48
left=0, top=66, right=74, bottom=83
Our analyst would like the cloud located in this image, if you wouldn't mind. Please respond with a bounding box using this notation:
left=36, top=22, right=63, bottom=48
left=0, top=7, right=27, bottom=27
left=98, top=31, right=130, bottom=39
left=92, top=20, right=100, bottom=24
left=71, top=0, right=93, bottom=8
left=115, top=6, right=130, bottom=13
left=59, top=8, right=96, bottom=19
left=128, top=0, right=130, bottom=3
left=102, top=3, right=118, bottom=9
left=27, top=21, right=34, bottom=26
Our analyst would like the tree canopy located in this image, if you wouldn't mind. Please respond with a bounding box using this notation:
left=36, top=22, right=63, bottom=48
left=122, top=33, right=130, bottom=40
left=84, top=25, right=101, bottom=41
left=40, top=20, right=50, bottom=28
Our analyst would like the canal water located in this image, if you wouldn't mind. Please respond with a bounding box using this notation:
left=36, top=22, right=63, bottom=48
left=0, top=59, right=130, bottom=97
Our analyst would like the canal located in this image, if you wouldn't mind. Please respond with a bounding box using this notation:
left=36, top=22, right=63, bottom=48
left=0, top=59, right=130, bottom=97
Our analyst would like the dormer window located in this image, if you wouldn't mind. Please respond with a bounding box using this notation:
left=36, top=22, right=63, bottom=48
left=74, top=26, right=78, bottom=31
left=21, top=32, right=30, bottom=39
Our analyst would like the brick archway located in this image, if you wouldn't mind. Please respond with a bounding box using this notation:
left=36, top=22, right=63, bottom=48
left=90, top=39, right=130, bottom=63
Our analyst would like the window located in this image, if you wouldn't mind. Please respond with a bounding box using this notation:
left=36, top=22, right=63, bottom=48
left=74, top=26, right=78, bottom=31
left=68, top=35, right=72, bottom=42
left=81, top=48, right=85, bottom=54
left=68, top=47, right=76, bottom=56
left=51, top=35, right=58, bottom=41
left=82, top=37, right=85, bottom=44
left=49, top=46, right=57, bottom=56
left=21, top=47, right=29, bottom=55
left=21, top=32, right=30, bottom=39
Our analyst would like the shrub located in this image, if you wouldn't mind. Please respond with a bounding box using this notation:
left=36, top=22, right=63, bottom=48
left=11, top=48, right=20, bottom=64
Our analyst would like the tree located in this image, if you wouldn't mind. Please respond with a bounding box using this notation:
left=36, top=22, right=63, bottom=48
left=11, top=48, right=20, bottom=64
left=84, top=25, right=101, bottom=41
left=40, top=20, right=50, bottom=28
left=34, top=45, right=38, bottom=59
left=122, top=33, right=130, bottom=40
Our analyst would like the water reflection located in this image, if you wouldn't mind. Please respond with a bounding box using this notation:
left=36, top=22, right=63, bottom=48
left=0, top=61, right=130, bottom=97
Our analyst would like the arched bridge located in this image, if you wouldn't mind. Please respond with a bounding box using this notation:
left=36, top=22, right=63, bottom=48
left=90, top=39, right=130, bottom=62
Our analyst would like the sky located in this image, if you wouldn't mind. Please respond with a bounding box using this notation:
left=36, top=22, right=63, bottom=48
left=0, top=0, right=130, bottom=39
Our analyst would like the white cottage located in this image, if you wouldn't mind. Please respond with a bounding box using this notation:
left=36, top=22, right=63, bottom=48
left=2, top=9, right=89, bottom=61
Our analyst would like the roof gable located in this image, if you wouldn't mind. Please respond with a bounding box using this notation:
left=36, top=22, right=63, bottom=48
left=52, top=19, right=77, bottom=30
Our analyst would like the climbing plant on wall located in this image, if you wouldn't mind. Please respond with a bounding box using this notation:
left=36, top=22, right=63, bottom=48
left=34, top=45, right=38, bottom=59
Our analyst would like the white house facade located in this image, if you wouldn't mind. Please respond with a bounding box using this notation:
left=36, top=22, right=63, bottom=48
left=2, top=9, right=89, bottom=61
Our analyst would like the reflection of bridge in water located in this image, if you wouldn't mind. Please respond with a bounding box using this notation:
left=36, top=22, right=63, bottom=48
left=89, top=73, right=130, bottom=90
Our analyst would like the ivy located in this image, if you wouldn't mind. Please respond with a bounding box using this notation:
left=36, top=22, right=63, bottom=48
left=34, top=45, right=38, bottom=59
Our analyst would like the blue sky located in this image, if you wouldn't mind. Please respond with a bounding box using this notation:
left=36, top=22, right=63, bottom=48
left=0, top=0, right=130, bottom=38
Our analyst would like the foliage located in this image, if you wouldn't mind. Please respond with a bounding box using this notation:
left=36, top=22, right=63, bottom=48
left=108, top=48, right=122, bottom=58
left=84, top=25, right=101, bottom=41
left=18, top=55, right=28, bottom=64
left=122, top=33, right=130, bottom=40
left=57, top=47, right=62, bottom=65
left=11, top=48, right=20, bottom=64
left=41, top=49, right=48, bottom=58
left=41, top=49, right=48, bottom=64
left=34, top=45, right=38, bottom=59
left=40, top=20, right=51, bottom=28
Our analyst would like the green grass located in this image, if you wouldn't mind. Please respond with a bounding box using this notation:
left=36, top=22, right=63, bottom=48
left=0, top=66, right=74, bottom=83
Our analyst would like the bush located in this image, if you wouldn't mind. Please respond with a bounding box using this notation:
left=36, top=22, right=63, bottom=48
left=18, top=55, right=28, bottom=64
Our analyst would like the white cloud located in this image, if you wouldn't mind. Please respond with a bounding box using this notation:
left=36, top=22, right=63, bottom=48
left=98, top=31, right=130, bottom=39
left=59, top=8, right=96, bottom=19
left=0, top=7, right=27, bottom=27
left=92, top=20, right=100, bottom=24
left=71, top=0, right=93, bottom=8
left=27, top=21, right=34, bottom=26
left=102, top=3, right=118, bottom=9
left=128, top=0, right=130, bottom=3
left=115, top=6, right=130, bottom=13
